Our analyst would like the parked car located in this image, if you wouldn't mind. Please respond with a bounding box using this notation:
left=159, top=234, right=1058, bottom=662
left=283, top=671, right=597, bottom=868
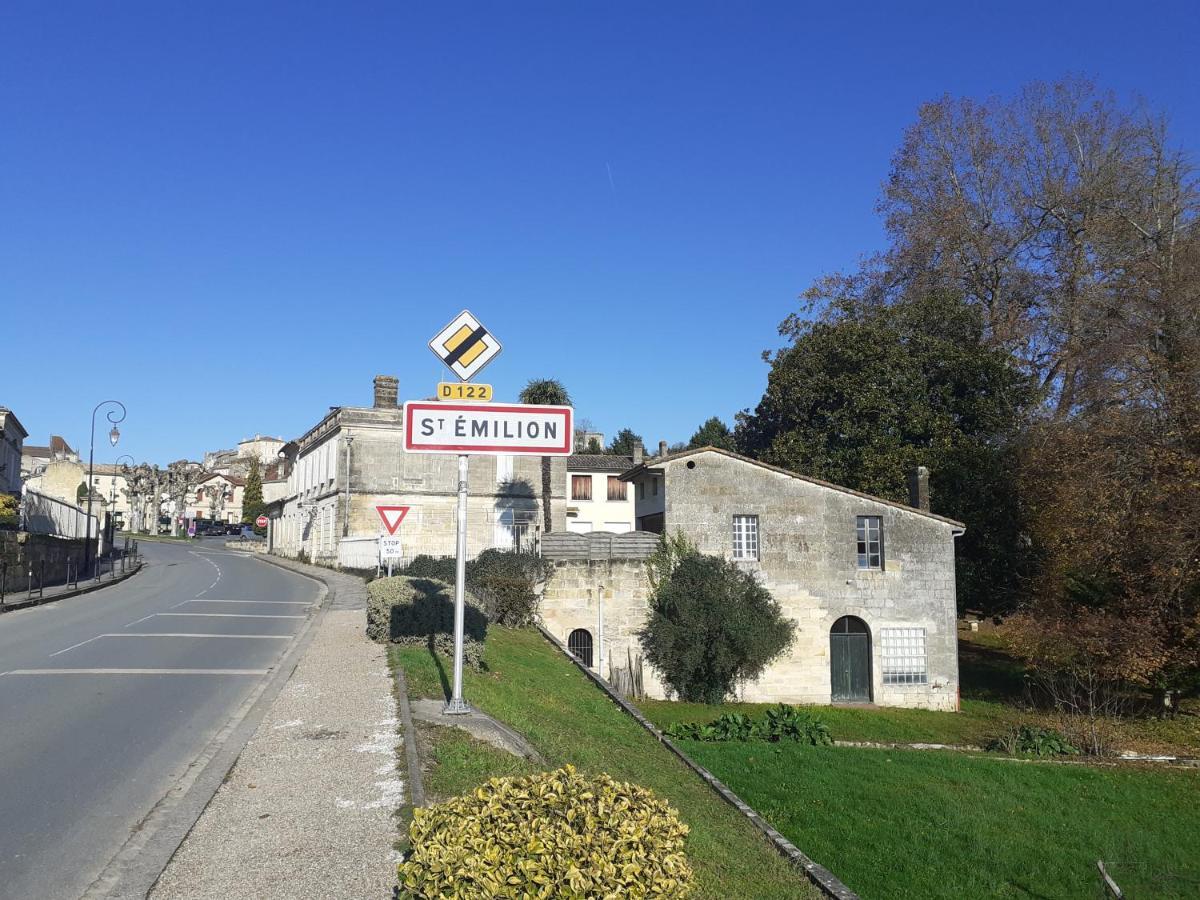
left=226, top=523, right=241, bottom=535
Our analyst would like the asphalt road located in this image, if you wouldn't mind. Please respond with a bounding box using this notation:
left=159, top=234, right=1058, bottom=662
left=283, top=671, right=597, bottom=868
left=0, top=538, right=320, bottom=900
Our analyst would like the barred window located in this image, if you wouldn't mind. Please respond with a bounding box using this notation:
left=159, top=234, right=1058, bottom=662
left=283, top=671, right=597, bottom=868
left=856, top=515, right=883, bottom=569
left=881, top=628, right=927, bottom=685
left=732, top=515, right=759, bottom=560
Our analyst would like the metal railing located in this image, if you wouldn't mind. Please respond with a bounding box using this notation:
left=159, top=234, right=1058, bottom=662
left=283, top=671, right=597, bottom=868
left=1, top=538, right=140, bottom=607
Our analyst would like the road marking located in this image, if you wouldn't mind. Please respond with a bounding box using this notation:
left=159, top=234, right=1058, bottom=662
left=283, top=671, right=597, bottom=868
left=176, top=602, right=312, bottom=609
left=2, top=668, right=270, bottom=676
left=110, top=632, right=292, bottom=640
left=126, top=614, right=156, bottom=627
left=49, top=635, right=106, bottom=657
left=188, top=550, right=222, bottom=597
left=157, top=612, right=306, bottom=619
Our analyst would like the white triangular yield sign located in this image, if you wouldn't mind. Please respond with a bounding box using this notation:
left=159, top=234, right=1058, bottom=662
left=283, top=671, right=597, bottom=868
left=377, top=506, right=409, bottom=535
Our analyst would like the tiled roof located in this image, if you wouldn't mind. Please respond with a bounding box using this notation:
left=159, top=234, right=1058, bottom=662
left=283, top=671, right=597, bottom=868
left=567, top=454, right=635, bottom=472
left=620, top=446, right=966, bottom=529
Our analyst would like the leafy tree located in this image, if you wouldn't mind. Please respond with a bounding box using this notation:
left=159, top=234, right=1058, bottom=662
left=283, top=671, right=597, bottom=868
left=76, top=481, right=88, bottom=502
left=737, top=292, right=1038, bottom=615
left=519, top=378, right=571, bottom=533
left=607, top=428, right=643, bottom=457
left=242, top=457, right=265, bottom=529
left=687, top=417, right=734, bottom=451
left=0, top=493, right=18, bottom=528
left=639, top=550, right=796, bottom=703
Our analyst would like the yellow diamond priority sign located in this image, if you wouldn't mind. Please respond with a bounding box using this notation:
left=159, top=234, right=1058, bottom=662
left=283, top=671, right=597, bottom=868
left=429, top=310, right=502, bottom=381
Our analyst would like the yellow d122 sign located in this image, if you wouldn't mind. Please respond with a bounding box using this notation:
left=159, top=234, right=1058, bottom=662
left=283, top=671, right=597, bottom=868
left=437, top=382, right=493, bottom=401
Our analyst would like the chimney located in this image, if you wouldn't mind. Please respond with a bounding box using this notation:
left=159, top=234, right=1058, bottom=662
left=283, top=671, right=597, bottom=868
left=632, top=440, right=644, bottom=466
left=658, top=440, right=668, bottom=457
left=908, top=466, right=930, bottom=512
left=373, top=375, right=399, bottom=408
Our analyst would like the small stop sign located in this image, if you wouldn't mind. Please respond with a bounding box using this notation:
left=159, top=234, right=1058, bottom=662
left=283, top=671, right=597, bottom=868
left=255, top=515, right=268, bottom=528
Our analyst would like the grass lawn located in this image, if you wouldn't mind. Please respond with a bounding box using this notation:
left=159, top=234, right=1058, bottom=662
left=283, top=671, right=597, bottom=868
left=677, top=741, right=1200, bottom=899
left=641, top=627, right=1200, bottom=757
left=393, top=627, right=819, bottom=900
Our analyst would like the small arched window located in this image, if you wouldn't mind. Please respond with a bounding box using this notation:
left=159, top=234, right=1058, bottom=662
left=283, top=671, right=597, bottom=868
left=567, top=629, right=594, bottom=668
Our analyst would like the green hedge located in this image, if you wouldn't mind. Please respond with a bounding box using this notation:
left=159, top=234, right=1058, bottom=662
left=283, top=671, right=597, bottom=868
left=398, top=765, right=693, bottom=898
left=397, top=550, right=551, bottom=627
left=366, top=576, right=486, bottom=669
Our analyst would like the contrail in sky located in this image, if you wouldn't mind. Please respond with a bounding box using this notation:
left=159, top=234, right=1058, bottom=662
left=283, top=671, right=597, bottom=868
left=605, top=162, right=615, bottom=192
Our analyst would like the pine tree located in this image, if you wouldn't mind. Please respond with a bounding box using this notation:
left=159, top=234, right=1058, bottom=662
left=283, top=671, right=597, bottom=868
left=241, top=457, right=264, bottom=526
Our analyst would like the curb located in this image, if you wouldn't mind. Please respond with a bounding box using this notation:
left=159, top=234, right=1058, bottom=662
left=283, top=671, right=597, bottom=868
left=0, top=561, right=144, bottom=614
left=393, top=665, right=427, bottom=809
left=535, top=624, right=859, bottom=900
left=83, top=556, right=332, bottom=900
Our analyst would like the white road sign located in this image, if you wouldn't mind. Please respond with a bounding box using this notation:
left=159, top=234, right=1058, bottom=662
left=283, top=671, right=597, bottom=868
left=403, top=401, right=573, bottom=456
left=428, top=310, right=502, bottom=381
left=380, top=534, right=403, bottom=559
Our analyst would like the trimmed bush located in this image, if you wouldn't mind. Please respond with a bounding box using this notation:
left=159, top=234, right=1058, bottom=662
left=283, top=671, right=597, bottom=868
left=398, top=765, right=693, bottom=899
left=639, top=551, right=796, bottom=703
left=397, top=550, right=551, bottom=627
left=366, top=576, right=487, bottom=669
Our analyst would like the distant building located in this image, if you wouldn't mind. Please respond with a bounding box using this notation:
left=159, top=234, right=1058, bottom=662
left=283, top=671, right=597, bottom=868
left=21, top=434, right=78, bottom=479
left=24, top=458, right=134, bottom=531
left=0, top=407, right=28, bottom=495
left=192, top=472, right=246, bottom=524
left=269, top=375, right=566, bottom=567
left=565, top=454, right=636, bottom=534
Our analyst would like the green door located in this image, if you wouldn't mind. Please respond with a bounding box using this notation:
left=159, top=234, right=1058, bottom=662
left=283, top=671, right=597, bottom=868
left=830, top=617, right=872, bottom=702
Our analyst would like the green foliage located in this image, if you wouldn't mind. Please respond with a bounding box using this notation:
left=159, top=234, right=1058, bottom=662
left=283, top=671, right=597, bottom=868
left=988, top=724, right=1079, bottom=757
left=687, top=416, right=734, bottom=451
left=639, top=552, right=796, bottom=704
left=607, top=427, right=643, bottom=456
left=398, top=765, right=693, bottom=899
left=76, top=481, right=88, bottom=502
left=646, top=530, right=698, bottom=597
left=468, top=548, right=551, bottom=627
left=518, top=378, right=571, bottom=407
left=0, top=493, right=18, bottom=528
left=736, top=292, right=1039, bottom=616
left=366, top=575, right=486, bottom=669
left=584, top=437, right=602, bottom=453
left=241, top=457, right=264, bottom=527
left=398, top=554, right=457, bottom=584
left=397, top=550, right=550, bottom=627
left=664, top=705, right=833, bottom=746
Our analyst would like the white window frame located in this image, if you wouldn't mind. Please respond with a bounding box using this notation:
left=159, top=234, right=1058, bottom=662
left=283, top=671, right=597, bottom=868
left=856, top=515, right=883, bottom=570
left=881, top=627, right=927, bottom=685
left=732, top=514, right=759, bottom=561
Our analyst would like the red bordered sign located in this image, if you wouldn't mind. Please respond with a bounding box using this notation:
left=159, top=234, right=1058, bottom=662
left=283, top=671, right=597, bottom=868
left=403, top=402, right=573, bottom=456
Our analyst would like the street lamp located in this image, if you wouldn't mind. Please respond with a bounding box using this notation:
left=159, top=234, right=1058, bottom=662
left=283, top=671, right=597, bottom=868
left=85, top=400, right=126, bottom=575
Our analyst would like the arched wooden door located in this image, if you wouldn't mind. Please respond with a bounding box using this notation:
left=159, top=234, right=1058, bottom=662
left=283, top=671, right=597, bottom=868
left=830, top=616, right=872, bottom=702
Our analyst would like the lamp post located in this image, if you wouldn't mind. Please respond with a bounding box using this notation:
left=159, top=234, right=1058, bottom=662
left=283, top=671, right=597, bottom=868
left=84, top=400, right=126, bottom=575
left=112, top=454, right=134, bottom=533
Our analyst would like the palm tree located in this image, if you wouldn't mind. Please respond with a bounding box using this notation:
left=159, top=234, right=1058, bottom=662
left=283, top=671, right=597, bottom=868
left=518, top=378, right=571, bottom=534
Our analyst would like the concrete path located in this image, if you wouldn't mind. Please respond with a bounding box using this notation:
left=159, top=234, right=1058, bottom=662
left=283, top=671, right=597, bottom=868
left=150, top=558, right=401, bottom=900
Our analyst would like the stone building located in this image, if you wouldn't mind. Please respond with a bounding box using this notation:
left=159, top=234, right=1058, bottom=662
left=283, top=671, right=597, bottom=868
left=269, top=375, right=566, bottom=567
left=192, top=472, right=246, bottom=524
left=23, top=458, right=134, bottom=532
left=21, top=435, right=78, bottom=479
left=0, top=407, right=28, bottom=495
left=540, top=447, right=963, bottom=711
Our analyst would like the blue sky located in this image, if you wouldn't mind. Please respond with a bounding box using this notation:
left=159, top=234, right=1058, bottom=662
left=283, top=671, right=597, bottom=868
left=4, top=1, right=1199, bottom=466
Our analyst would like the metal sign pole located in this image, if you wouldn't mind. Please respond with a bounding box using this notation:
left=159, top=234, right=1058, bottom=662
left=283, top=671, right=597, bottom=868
left=445, top=453, right=471, bottom=714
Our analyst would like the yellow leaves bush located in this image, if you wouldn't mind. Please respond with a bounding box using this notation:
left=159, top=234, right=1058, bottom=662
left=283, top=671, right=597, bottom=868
left=398, top=765, right=693, bottom=898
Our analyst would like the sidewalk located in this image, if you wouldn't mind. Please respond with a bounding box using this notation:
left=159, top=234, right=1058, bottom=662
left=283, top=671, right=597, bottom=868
left=150, top=557, right=402, bottom=900
left=0, top=557, right=142, bottom=613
